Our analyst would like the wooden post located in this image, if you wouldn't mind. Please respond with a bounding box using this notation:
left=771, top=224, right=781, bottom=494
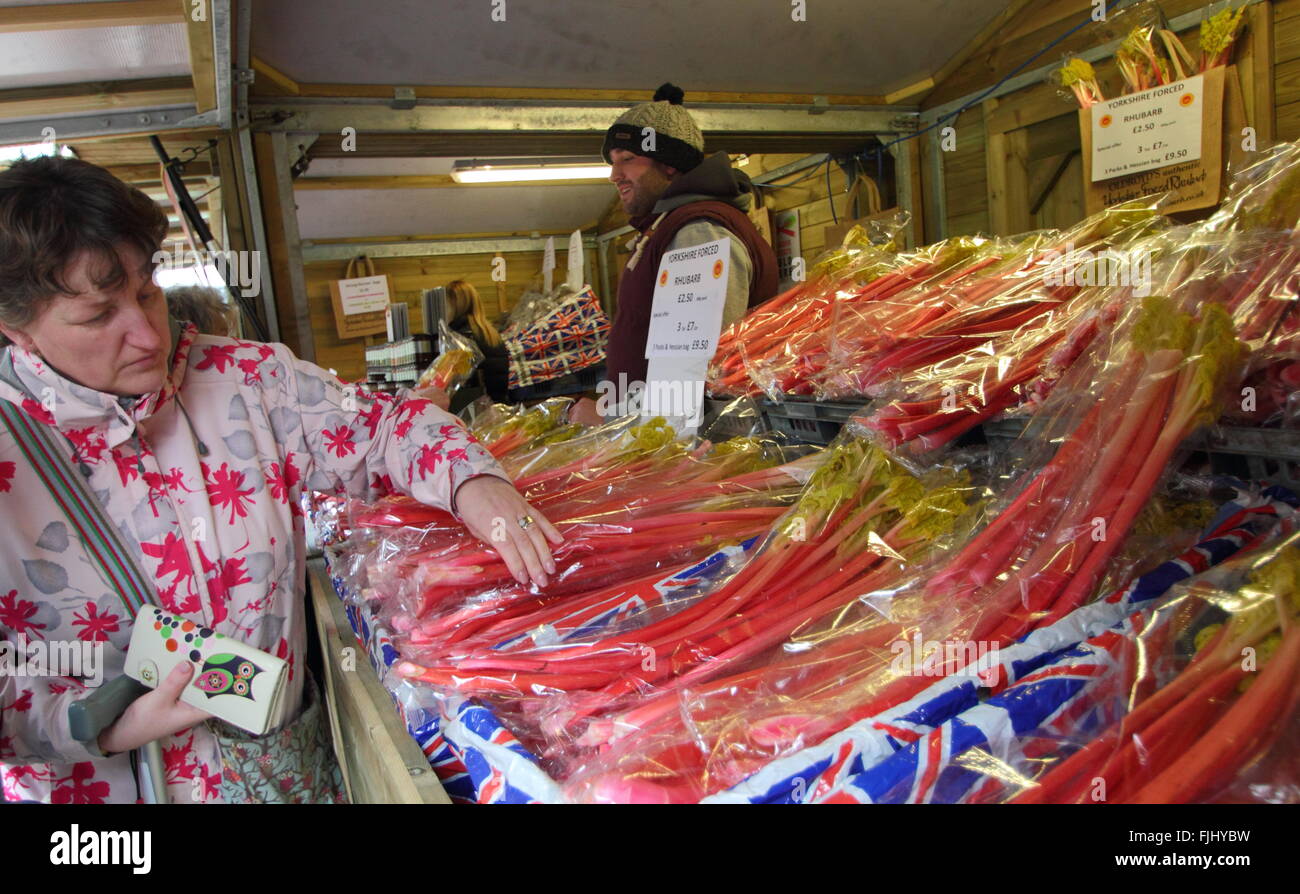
left=1244, top=1, right=1276, bottom=144
left=905, top=138, right=925, bottom=249
left=182, top=0, right=217, bottom=114
left=253, top=131, right=315, bottom=360
left=984, top=98, right=1031, bottom=236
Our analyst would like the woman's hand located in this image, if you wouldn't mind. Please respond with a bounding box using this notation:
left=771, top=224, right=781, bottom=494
left=412, top=385, right=451, bottom=411
left=454, top=475, right=563, bottom=588
left=97, top=662, right=212, bottom=755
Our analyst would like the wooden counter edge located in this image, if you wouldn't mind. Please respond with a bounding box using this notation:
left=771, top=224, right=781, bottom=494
left=308, top=558, right=452, bottom=804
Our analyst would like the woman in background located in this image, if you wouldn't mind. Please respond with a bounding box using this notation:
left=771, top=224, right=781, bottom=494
left=446, top=279, right=510, bottom=407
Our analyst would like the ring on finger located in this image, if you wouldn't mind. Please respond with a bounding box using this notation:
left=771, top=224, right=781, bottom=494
left=517, top=514, right=535, bottom=530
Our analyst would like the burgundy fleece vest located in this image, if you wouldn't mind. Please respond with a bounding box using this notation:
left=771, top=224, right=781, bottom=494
left=605, top=201, right=778, bottom=385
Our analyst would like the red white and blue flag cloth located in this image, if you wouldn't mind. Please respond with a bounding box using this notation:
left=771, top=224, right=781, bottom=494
left=506, top=286, right=610, bottom=389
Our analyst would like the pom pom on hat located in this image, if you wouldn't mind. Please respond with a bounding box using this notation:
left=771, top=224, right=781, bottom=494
left=653, top=83, right=686, bottom=105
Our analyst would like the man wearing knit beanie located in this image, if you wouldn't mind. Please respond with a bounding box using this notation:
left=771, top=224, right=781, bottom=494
left=571, top=84, right=778, bottom=425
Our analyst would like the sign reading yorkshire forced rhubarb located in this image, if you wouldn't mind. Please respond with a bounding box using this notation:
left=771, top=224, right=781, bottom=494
left=1089, top=74, right=1205, bottom=181
left=1079, top=65, right=1246, bottom=216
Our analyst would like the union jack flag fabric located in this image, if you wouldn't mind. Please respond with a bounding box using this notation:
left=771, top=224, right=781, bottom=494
left=506, top=286, right=610, bottom=389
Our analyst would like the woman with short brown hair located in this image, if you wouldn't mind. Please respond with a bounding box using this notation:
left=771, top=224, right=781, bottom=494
left=0, top=157, right=560, bottom=804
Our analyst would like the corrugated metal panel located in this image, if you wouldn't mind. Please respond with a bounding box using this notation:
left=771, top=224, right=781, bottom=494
left=0, top=23, right=190, bottom=89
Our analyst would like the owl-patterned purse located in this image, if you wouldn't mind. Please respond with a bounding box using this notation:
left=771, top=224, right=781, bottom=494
left=124, top=605, right=289, bottom=736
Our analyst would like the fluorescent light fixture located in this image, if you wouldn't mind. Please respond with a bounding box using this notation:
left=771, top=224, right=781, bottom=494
left=0, top=142, right=75, bottom=164
left=451, top=156, right=611, bottom=184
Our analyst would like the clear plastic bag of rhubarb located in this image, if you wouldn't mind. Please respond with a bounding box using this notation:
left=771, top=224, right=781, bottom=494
left=383, top=424, right=980, bottom=796
left=706, top=237, right=911, bottom=400
left=378, top=421, right=823, bottom=691
left=466, top=396, right=577, bottom=459
left=418, top=320, right=485, bottom=395
left=987, top=527, right=1300, bottom=805
left=825, top=208, right=911, bottom=255
left=817, top=199, right=1165, bottom=408
left=854, top=212, right=1171, bottom=453
left=521, top=432, right=984, bottom=801
left=744, top=237, right=1005, bottom=402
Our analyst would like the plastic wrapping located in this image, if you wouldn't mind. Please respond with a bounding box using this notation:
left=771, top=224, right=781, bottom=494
left=418, top=319, right=484, bottom=394
left=707, top=200, right=1165, bottom=407
left=466, top=396, right=577, bottom=459
left=350, top=421, right=822, bottom=690
left=384, top=429, right=978, bottom=784
left=977, top=524, right=1300, bottom=805
left=853, top=209, right=1167, bottom=452
left=705, top=237, right=916, bottom=398
left=715, top=483, right=1297, bottom=804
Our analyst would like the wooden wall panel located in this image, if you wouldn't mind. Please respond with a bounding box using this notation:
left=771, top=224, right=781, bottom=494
left=927, top=1, right=1288, bottom=238
left=924, top=0, right=1215, bottom=110
left=1277, top=0, right=1300, bottom=139
left=303, top=251, right=546, bottom=382
left=943, top=107, right=989, bottom=236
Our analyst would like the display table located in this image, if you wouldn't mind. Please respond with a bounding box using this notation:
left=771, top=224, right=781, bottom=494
left=308, top=559, right=450, bottom=804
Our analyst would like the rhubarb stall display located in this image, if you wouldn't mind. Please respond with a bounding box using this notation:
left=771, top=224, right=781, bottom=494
left=316, top=141, right=1300, bottom=803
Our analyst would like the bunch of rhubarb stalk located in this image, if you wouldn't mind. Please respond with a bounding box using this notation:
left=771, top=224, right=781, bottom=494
left=356, top=419, right=822, bottom=662
left=395, top=437, right=976, bottom=787
left=466, top=396, right=580, bottom=459
left=707, top=202, right=1160, bottom=412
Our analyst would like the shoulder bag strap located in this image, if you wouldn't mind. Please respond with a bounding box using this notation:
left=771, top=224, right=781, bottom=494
left=0, top=399, right=158, bottom=614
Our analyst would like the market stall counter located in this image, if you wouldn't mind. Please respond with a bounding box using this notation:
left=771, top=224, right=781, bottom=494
left=309, top=559, right=450, bottom=804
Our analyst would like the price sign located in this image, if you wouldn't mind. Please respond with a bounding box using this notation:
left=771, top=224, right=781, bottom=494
left=644, top=237, right=730, bottom=358
left=1090, top=74, right=1204, bottom=182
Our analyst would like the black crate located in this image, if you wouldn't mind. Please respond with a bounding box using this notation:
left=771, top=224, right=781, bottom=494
left=701, top=397, right=768, bottom=441
left=761, top=397, right=867, bottom=446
